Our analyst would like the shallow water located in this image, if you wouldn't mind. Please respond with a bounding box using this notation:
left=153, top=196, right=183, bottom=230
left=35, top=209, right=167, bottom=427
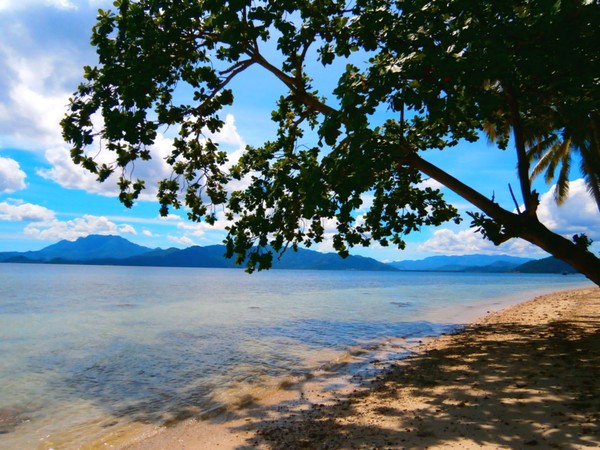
left=0, top=264, right=592, bottom=448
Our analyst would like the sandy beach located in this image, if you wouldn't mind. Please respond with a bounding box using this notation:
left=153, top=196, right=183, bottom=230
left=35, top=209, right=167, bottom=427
left=122, top=287, right=600, bottom=450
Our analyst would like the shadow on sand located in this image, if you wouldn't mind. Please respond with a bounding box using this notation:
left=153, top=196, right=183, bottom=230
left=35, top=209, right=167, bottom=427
left=222, top=311, right=600, bottom=449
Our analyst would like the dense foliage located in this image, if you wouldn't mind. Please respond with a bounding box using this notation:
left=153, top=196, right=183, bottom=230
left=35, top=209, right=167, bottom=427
left=62, top=0, right=599, bottom=283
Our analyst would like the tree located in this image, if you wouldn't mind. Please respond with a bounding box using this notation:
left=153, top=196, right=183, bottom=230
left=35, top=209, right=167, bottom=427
left=527, top=122, right=600, bottom=211
left=61, top=0, right=600, bottom=284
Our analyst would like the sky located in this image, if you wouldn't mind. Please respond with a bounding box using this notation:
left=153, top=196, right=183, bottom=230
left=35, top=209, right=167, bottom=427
left=0, top=1, right=598, bottom=262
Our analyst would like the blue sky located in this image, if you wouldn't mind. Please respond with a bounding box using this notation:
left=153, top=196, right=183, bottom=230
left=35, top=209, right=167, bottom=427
left=0, top=1, right=598, bottom=261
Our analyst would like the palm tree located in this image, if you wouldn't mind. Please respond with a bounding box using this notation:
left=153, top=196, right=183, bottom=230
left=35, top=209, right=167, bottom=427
left=527, top=117, right=600, bottom=212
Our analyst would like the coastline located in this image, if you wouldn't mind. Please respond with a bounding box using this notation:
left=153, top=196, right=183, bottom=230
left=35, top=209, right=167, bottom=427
left=118, top=286, right=599, bottom=449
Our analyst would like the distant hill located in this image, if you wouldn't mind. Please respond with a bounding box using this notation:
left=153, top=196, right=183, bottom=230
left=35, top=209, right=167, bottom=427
left=0, top=251, right=20, bottom=261
left=114, top=245, right=238, bottom=268
left=0, top=235, right=396, bottom=271
left=269, top=248, right=396, bottom=271
left=514, top=256, right=577, bottom=274
left=0, top=234, right=153, bottom=262
left=388, top=254, right=532, bottom=272
left=3, top=236, right=579, bottom=274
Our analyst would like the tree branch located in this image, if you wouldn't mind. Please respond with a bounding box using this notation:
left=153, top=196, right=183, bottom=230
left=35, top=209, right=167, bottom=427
left=194, top=59, right=256, bottom=115
left=407, top=153, right=521, bottom=230
left=252, top=51, right=337, bottom=116
left=508, top=183, right=521, bottom=214
left=219, top=58, right=254, bottom=76
left=245, top=50, right=540, bottom=248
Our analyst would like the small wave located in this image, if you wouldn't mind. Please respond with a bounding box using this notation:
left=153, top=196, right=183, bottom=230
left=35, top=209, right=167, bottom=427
left=160, top=330, right=211, bottom=343
left=390, top=301, right=412, bottom=308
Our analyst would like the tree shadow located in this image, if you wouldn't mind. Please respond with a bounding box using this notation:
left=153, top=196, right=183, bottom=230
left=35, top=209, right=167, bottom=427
left=233, top=316, right=600, bottom=449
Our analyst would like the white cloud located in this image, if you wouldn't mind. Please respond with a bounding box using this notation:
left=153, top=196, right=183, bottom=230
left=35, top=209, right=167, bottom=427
left=0, top=19, right=85, bottom=149
left=357, top=193, right=374, bottom=213
left=118, top=224, right=137, bottom=235
left=142, top=229, right=154, bottom=237
left=208, top=114, right=245, bottom=149
left=171, top=211, right=233, bottom=244
left=1, top=7, right=248, bottom=201
left=0, top=199, right=55, bottom=221
left=416, top=177, right=444, bottom=190
left=37, top=119, right=247, bottom=202
left=0, top=1, right=109, bottom=150
left=311, top=217, right=341, bottom=253
left=23, top=214, right=131, bottom=241
left=418, top=228, right=544, bottom=257
left=178, top=213, right=231, bottom=232
left=37, top=146, right=118, bottom=196
left=2, top=81, right=69, bottom=148
left=159, top=213, right=183, bottom=221
left=168, top=235, right=195, bottom=246
left=36, top=136, right=176, bottom=199
left=0, top=0, right=74, bottom=11
left=0, top=0, right=109, bottom=12
left=177, top=222, right=206, bottom=239
left=537, top=178, right=600, bottom=240
left=0, top=157, right=26, bottom=192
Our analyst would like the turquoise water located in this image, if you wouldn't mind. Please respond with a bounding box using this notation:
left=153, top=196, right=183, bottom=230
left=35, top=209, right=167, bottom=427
left=0, top=264, right=592, bottom=448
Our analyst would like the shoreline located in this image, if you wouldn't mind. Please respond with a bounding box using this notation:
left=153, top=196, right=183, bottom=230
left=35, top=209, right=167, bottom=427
left=118, top=286, right=599, bottom=449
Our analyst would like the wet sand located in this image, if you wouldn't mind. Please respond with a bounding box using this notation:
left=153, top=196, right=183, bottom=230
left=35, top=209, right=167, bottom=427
left=121, top=287, right=600, bottom=449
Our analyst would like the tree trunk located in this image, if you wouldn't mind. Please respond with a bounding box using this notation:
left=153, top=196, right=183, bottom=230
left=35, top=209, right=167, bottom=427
left=519, top=219, right=600, bottom=286
left=410, top=154, right=600, bottom=286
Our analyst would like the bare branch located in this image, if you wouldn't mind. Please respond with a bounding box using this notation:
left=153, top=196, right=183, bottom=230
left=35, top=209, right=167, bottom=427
left=508, top=183, right=521, bottom=214
left=252, top=51, right=337, bottom=116
left=194, top=59, right=256, bottom=115
left=219, top=58, right=254, bottom=76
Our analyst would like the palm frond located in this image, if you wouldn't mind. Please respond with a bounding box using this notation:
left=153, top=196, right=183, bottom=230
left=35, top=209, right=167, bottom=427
left=527, top=134, right=559, bottom=169
left=530, top=138, right=571, bottom=183
left=579, top=144, right=600, bottom=212
left=483, top=120, right=498, bottom=144
left=483, top=119, right=510, bottom=145
left=554, top=150, right=571, bottom=205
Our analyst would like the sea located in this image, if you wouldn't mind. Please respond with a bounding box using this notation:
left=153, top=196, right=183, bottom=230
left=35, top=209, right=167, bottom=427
left=0, top=263, right=593, bottom=449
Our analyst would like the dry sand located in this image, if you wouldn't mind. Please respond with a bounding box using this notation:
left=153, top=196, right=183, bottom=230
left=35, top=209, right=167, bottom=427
left=123, top=287, right=600, bottom=450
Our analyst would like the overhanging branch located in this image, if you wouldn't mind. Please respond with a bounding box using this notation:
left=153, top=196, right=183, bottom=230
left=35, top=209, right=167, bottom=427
left=252, top=51, right=337, bottom=116
left=406, top=153, right=521, bottom=231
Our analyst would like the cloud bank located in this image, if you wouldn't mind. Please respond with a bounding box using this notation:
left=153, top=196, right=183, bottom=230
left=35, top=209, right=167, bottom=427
left=24, top=214, right=137, bottom=241
left=0, top=199, right=55, bottom=221
left=0, top=157, right=26, bottom=193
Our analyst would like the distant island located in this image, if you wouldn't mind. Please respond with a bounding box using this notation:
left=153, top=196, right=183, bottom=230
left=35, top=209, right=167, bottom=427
left=0, top=235, right=395, bottom=272
left=0, top=234, right=578, bottom=274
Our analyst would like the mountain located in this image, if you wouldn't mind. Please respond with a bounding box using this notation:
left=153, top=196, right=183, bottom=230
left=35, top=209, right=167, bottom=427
left=0, top=251, right=20, bottom=261
left=0, top=235, right=395, bottom=271
left=266, top=248, right=395, bottom=271
left=514, top=257, right=577, bottom=274
left=116, top=245, right=238, bottom=268
left=0, top=234, right=153, bottom=262
left=5, top=236, right=578, bottom=274
left=388, top=254, right=532, bottom=272
left=110, top=245, right=396, bottom=271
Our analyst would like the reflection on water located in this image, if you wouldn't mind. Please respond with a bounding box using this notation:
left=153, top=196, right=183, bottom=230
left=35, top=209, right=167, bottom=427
left=0, top=264, right=591, bottom=448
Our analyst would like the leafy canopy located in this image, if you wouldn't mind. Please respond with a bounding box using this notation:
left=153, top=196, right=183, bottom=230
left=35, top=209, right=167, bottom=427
left=62, top=0, right=599, bottom=272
